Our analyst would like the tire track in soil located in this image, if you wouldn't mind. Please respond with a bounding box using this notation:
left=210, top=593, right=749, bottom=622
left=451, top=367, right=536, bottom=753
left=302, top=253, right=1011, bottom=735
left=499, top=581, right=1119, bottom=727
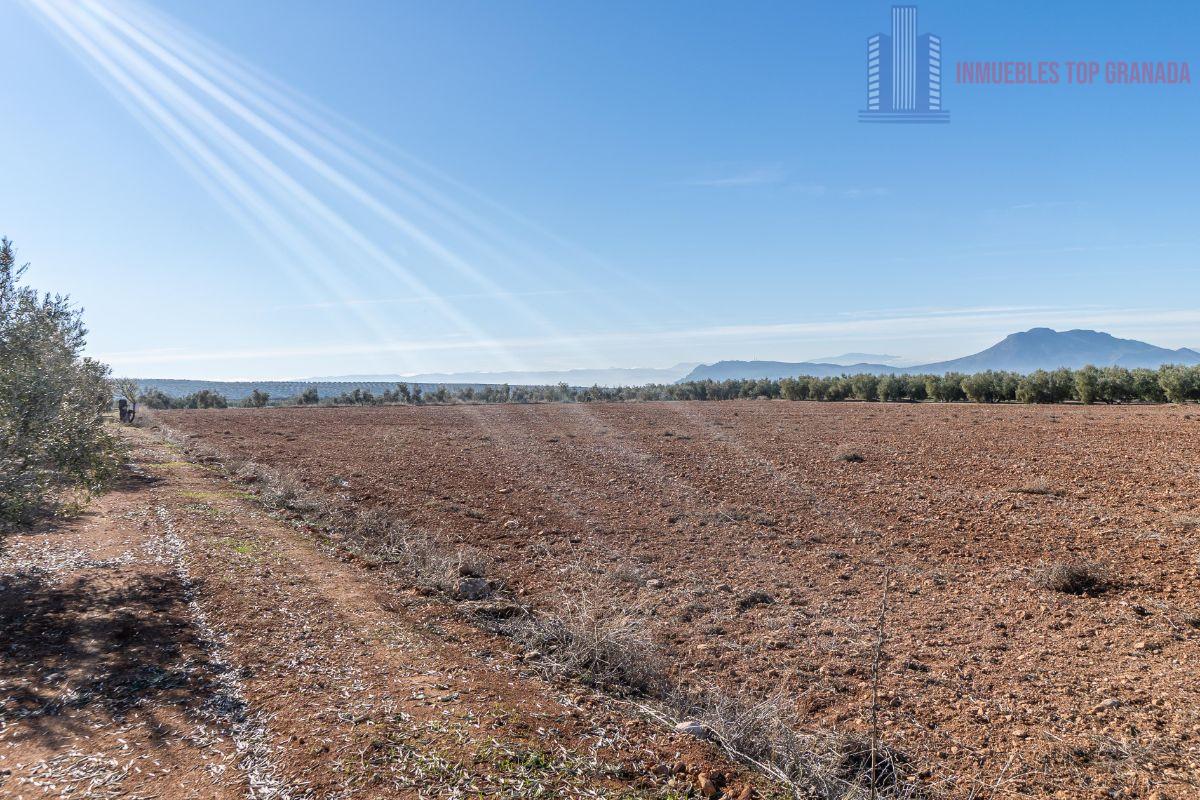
left=152, top=504, right=296, bottom=800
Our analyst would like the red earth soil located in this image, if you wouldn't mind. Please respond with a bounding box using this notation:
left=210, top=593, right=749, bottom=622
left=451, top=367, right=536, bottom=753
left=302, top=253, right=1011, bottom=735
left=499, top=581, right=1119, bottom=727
left=161, top=401, right=1200, bottom=798
left=2, top=427, right=748, bottom=799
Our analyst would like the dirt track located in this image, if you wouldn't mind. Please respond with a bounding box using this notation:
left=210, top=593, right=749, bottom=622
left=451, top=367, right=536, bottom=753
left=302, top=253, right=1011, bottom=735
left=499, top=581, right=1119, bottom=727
left=2, top=426, right=742, bottom=799
left=161, top=400, right=1200, bottom=798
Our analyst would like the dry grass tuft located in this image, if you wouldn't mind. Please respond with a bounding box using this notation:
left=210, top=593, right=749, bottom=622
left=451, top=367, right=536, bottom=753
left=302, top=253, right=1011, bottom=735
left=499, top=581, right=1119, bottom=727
left=1036, top=561, right=1110, bottom=596
left=507, top=593, right=665, bottom=696
left=664, top=688, right=922, bottom=800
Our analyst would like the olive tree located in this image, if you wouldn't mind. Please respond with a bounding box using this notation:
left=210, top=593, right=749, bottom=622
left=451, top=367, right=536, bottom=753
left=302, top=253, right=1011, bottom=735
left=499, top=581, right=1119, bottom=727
left=1, top=238, right=120, bottom=529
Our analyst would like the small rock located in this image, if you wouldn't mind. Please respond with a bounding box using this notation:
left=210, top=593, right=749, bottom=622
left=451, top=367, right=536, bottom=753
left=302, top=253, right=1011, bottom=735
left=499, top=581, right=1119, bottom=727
left=697, top=773, right=719, bottom=798
left=674, top=719, right=709, bottom=739
left=503, top=519, right=520, bottom=530
left=646, top=578, right=664, bottom=589
left=453, top=577, right=491, bottom=600
left=1091, top=698, right=1122, bottom=714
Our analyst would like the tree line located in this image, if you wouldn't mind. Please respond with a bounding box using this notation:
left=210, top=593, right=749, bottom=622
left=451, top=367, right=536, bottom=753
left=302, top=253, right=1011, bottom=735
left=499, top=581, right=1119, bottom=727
left=133, top=364, right=1200, bottom=410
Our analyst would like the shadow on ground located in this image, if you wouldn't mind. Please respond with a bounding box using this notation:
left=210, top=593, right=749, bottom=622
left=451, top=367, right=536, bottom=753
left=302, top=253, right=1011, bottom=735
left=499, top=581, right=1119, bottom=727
left=0, top=467, right=221, bottom=752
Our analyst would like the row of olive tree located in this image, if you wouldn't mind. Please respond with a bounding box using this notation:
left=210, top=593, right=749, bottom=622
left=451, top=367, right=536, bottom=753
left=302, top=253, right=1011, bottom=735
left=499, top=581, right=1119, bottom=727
left=137, top=387, right=230, bottom=409
left=0, top=239, right=121, bottom=529
left=135, top=364, right=1200, bottom=414
left=410, top=366, right=1197, bottom=405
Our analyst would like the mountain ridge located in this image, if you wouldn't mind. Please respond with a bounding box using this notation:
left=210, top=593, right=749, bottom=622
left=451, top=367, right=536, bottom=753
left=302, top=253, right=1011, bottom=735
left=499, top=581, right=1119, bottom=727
left=680, top=328, right=1200, bottom=383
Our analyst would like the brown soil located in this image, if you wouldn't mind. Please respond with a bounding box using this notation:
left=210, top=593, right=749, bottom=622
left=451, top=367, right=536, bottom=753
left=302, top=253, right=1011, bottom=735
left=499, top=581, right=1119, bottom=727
left=160, top=401, right=1200, bottom=799
left=1, top=426, right=747, bottom=799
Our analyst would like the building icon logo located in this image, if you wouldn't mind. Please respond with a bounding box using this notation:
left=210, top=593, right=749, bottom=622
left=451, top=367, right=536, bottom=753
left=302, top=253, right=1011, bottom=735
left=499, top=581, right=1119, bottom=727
left=859, top=5, right=949, bottom=123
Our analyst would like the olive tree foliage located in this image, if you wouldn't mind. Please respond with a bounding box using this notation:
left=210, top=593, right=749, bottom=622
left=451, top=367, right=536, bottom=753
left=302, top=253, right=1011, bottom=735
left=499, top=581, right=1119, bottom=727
left=241, top=388, right=270, bottom=408
left=0, top=238, right=121, bottom=529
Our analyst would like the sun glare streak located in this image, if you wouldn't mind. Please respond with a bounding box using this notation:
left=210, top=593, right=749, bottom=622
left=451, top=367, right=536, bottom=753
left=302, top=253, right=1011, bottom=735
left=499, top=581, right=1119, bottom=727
left=24, top=1, right=332, bottom=300
left=24, top=0, right=413, bottom=362
left=23, top=0, right=649, bottom=374
left=49, top=0, right=525, bottom=370
left=102, top=0, right=662, bottom=324
left=76, top=0, right=583, bottom=353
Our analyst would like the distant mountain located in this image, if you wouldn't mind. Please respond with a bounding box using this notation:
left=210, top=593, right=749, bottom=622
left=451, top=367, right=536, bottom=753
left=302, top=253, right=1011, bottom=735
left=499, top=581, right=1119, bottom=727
left=681, top=360, right=903, bottom=382
left=917, top=328, right=1200, bottom=374
left=809, top=352, right=901, bottom=365
left=679, top=329, right=1200, bottom=382
left=312, top=363, right=699, bottom=388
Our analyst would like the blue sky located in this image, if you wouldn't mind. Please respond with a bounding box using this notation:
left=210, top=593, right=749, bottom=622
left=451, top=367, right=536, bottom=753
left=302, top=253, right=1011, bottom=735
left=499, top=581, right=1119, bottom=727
left=2, top=0, right=1198, bottom=379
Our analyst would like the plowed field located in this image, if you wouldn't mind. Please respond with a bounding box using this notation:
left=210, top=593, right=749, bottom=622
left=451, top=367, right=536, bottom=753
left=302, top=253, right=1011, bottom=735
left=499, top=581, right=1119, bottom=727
left=160, top=401, right=1200, bottom=798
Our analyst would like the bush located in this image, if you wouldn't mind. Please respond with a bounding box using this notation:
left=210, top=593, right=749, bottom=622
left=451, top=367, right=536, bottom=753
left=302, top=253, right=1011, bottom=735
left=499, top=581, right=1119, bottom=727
left=1036, top=561, right=1110, bottom=595
left=1075, top=365, right=1101, bottom=404
left=241, top=388, right=270, bottom=408
left=874, top=375, right=900, bottom=402
left=849, top=374, right=879, bottom=402
left=959, top=370, right=1017, bottom=403
left=180, top=389, right=228, bottom=409
left=1016, top=369, right=1074, bottom=403
left=138, top=388, right=174, bottom=409
left=0, top=238, right=121, bottom=528
left=1159, top=365, right=1199, bottom=404
left=1130, top=369, right=1166, bottom=403
left=295, top=386, right=320, bottom=405
left=925, top=373, right=967, bottom=402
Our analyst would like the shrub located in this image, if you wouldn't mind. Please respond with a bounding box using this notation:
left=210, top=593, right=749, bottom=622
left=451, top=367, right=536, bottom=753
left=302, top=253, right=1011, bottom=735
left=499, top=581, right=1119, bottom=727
left=849, top=374, right=879, bottom=402
left=0, top=237, right=121, bottom=528
left=779, top=377, right=806, bottom=401
left=876, top=375, right=904, bottom=402
left=1036, top=561, right=1110, bottom=595
left=296, top=386, right=319, bottom=405
left=180, top=389, right=228, bottom=409
left=138, top=388, right=174, bottom=409
left=1130, top=368, right=1166, bottom=403
left=926, top=373, right=967, bottom=402
left=1075, top=365, right=1101, bottom=404
left=1159, top=365, right=1199, bottom=404
left=961, top=370, right=1017, bottom=403
left=241, top=388, right=270, bottom=408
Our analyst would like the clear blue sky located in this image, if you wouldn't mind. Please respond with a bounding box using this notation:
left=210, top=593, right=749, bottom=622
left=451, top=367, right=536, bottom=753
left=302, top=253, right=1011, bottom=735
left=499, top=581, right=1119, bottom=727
left=2, top=0, right=1198, bottom=379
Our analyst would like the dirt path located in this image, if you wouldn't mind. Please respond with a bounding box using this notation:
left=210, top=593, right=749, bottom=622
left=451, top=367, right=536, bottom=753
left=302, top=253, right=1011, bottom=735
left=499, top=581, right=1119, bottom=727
left=1, top=448, right=251, bottom=799
left=1, top=427, right=748, bottom=799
